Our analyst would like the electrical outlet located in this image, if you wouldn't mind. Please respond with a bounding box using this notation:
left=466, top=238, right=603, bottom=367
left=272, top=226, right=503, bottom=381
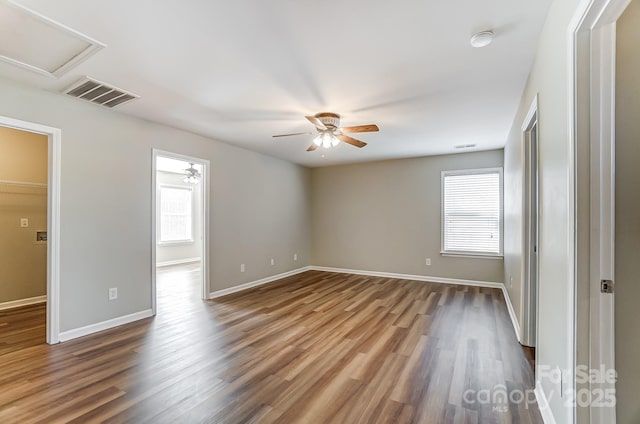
left=425, top=258, right=431, bottom=266
left=240, top=264, right=245, bottom=273
left=108, top=287, right=118, bottom=300
left=294, top=253, right=297, bottom=261
left=270, top=258, right=275, bottom=266
left=20, top=218, right=29, bottom=228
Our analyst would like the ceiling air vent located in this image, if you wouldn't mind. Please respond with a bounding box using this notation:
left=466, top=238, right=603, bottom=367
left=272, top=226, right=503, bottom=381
left=64, top=77, right=139, bottom=108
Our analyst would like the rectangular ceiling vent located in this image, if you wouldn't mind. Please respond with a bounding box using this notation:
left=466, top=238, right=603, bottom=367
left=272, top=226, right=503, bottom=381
left=64, top=77, right=139, bottom=108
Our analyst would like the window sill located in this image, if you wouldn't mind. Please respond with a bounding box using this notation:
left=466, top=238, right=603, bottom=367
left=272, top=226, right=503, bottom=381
left=440, top=252, right=504, bottom=260
left=158, top=240, right=194, bottom=246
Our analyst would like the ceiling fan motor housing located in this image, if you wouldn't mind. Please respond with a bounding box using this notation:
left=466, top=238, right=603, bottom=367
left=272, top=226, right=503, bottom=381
left=315, top=112, right=341, bottom=129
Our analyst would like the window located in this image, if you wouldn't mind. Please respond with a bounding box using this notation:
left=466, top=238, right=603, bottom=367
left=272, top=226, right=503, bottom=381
left=441, top=168, right=502, bottom=256
left=160, top=186, right=193, bottom=243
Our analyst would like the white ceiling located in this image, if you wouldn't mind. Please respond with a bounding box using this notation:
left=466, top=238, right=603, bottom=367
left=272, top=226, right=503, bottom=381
left=1, top=0, right=552, bottom=167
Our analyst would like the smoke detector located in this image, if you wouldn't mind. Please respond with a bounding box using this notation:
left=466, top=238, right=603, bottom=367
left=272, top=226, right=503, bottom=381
left=470, top=30, right=494, bottom=48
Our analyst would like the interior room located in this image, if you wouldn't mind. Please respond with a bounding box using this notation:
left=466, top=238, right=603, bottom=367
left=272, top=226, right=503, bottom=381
left=0, top=0, right=638, bottom=423
left=0, top=126, right=48, bottom=353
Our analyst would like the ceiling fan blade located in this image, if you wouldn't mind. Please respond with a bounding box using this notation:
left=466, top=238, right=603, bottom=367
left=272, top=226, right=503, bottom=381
left=341, top=124, right=379, bottom=134
left=272, top=132, right=313, bottom=138
left=307, top=144, right=318, bottom=152
left=305, top=115, right=327, bottom=130
left=338, top=135, right=367, bottom=148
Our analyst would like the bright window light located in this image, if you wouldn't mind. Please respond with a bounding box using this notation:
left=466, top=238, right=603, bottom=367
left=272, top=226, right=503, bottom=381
left=160, top=186, right=193, bottom=243
left=441, top=168, right=503, bottom=256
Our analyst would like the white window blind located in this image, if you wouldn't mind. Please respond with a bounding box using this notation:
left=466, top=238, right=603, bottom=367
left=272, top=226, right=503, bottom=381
left=442, top=169, right=502, bottom=255
left=160, top=186, right=193, bottom=243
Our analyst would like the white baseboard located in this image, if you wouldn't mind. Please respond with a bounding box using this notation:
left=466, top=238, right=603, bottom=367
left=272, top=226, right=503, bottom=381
left=209, top=265, right=505, bottom=300
left=209, top=266, right=312, bottom=299
left=156, top=257, right=201, bottom=267
left=501, top=285, right=522, bottom=342
left=54, top=266, right=507, bottom=344
left=58, top=309, right=154, bottom=342
left=309, top=266, right=504, bottom=289
left=535, top=383, right=556, bottom=424
left=0, top=295, right=47, bottom=311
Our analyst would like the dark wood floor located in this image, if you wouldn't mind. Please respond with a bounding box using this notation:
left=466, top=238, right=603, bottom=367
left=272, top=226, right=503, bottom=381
left=0, top=265, right=542, bottom=423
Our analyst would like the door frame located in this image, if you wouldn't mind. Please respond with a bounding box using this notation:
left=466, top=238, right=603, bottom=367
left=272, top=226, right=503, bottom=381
left=570, top=0, right=631, bottom=422
left=521, top=95, right=539, bottom=349
left=151, top=149, right=210, bottom=312
left=0, top=115, right=61, bottom=344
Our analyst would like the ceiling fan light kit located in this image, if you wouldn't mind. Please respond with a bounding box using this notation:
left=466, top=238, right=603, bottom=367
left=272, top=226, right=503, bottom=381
left=470, top=30, right=494, bottom=48
left=273, top=112, right=379, bottom=152
left=313, top=131, right=340, bottom=148
left=183, top=163, right=201, bottom=184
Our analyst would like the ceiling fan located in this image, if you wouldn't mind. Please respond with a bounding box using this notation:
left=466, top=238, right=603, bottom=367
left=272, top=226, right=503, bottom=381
left=273, top=112, right=379, bottom=151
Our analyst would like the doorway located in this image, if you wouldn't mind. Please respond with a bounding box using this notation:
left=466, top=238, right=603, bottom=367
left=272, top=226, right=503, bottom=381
left=151, top=150, right=209, bottom=314
left=572, top=0, right=633, bottom=422
left=0, top=116, right=61, bottom=345
left=522, top=97, right=539, bottom=350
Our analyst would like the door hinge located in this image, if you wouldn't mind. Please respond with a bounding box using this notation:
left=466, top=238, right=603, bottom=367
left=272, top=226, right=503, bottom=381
left=601, top=280, right=614, bottom=294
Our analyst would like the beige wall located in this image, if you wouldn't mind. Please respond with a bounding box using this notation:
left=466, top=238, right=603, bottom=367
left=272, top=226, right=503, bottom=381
left=615, top=3, right=640, bottom=422
left=503, top=0, right=583, bottom=421
left=311, top=150, right=504, bottom=283
left=0, top=127, right=48, bottom=303
left=0, top=127, right=48, bottom=184
left=0, top=77, right=311, bottom=332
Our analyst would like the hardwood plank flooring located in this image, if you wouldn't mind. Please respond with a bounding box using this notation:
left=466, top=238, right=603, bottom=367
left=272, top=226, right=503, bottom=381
left=0, top=303, right=46, bottom=356
left=0, top=265, right=542, bottom=423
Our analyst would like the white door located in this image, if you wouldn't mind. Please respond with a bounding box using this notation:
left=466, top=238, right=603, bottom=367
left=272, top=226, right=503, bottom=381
left=522, top=99, right=539, bottom=348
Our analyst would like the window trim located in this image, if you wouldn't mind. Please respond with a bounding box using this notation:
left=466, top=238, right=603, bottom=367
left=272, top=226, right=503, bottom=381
left=440, top=167, right=504, bottom=258
left=158, top=184, right=194, bottom=245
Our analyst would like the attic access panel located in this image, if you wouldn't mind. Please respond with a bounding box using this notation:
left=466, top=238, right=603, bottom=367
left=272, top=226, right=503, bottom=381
left=0, top=1, right=105, bottom=78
